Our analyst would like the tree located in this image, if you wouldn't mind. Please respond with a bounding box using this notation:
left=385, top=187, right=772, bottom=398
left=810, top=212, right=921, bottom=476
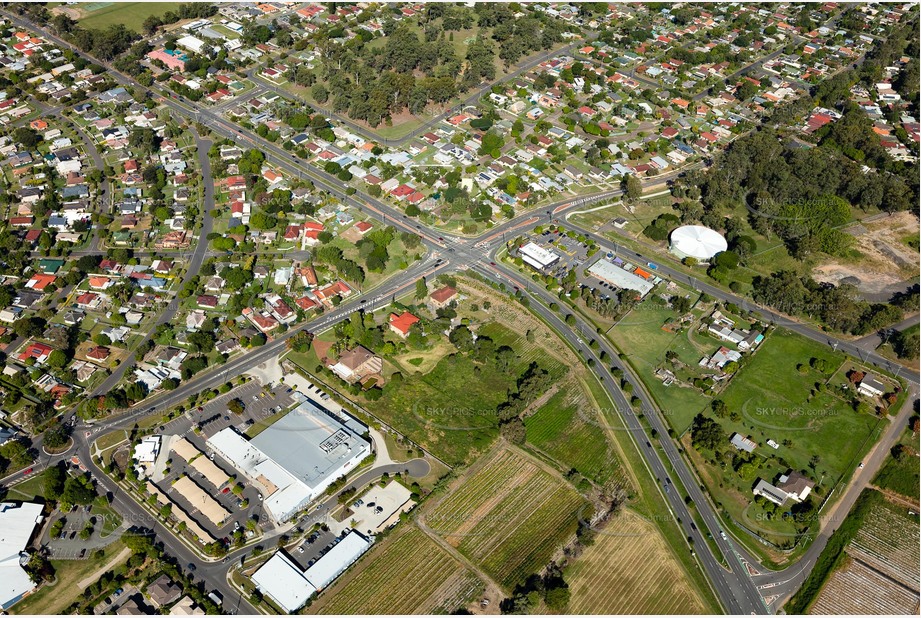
left=415, top=277, right=428, bottom=300
left=623, top=174, right=642, bottom=201
left=690, top=414, right=724, bottom=451
left=47, top=349, right=69, bottom=370
left=544, top=585, right=571, bottom=611
left=43, top=464, right=66, bottom=500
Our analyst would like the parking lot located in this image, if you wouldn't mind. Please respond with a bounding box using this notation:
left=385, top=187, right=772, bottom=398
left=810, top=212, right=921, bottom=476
left=528, top=229, right=591, bottom=277
left=43, top=503, right=123, bottom=559
left=147, top=380, right=297, bottom=544
left=187, top=380, right=296, bottom=440
left=288, top=528, right=342, bottom=571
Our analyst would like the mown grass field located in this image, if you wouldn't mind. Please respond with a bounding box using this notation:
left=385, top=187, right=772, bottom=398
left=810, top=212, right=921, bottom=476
left=606, top=300, right=710, bottom=433
left=693, top=328, right=880, bottom=547
left=78, top=2, right=181, bottom=31
left=720, top=328, right=875, bottom=482
left=566, top=510, right=707, bottom=614
left=427, top=446, right=587, bottom=590
left=311, top=526, right=482, bottom=614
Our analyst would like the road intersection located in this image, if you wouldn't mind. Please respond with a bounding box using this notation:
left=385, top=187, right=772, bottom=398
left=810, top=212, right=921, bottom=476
left=2, top=9, right=917, bottom=615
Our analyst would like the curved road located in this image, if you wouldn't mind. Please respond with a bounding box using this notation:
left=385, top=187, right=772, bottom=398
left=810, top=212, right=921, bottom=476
left=2, top=8, right=917, bottom=615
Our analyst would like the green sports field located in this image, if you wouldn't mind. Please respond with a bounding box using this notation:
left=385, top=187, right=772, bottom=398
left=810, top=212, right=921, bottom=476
left=77, top=2, right=182, bottom=32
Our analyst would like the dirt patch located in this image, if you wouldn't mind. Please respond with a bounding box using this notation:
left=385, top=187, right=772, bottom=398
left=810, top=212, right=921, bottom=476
left=51, top=6, right=84, bottom=20
left=813, top=211, right=920, bottom=293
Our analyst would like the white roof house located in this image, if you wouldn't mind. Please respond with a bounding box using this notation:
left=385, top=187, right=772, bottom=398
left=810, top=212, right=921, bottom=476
left=251, top=552, right=317, bottom=613
left=176, top=35, right=206, bottom=54
left=0, top=502, right=44, bottom=610
left=133, top=436, right=161, bottom=464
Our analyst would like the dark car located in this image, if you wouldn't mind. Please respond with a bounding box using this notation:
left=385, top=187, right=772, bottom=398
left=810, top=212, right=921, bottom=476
left=187, top=563, right=197, bottom=571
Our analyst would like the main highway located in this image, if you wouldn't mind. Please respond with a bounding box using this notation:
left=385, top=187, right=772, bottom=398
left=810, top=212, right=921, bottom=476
left=2, top=8, right=918, bottom=615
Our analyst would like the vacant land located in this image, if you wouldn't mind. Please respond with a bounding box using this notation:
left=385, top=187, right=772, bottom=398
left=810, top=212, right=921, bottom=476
left=75, top=2, right=182, bottom=31
left=566, top=510, right=707, bottom=614
left=310, top=526, right=483, bottom=614
left=10, top=540, right=128, bottom=615
left=525, top=376, right=626, bottom=492
left=810, top=499, right=920, bottom=614
left=607, top=299, right=711, bottom=433
left=873, top=427, right=920, bottom=502
left=368, top=317, right=566, bottom=466
left=426, top=446, right=587, bottom=590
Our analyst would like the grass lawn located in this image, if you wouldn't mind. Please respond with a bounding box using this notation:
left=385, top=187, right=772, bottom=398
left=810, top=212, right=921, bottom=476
left=79, top=2, right=182, bottom=32
left=9, top=540, right=127, bottom=615
left=607, top=298, right=711, bottom=433
left=5, top=474, right=47, bottom=502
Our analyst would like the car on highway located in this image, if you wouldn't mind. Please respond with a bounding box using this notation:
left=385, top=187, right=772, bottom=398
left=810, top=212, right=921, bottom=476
left=24, top=467, right=33, bottom=475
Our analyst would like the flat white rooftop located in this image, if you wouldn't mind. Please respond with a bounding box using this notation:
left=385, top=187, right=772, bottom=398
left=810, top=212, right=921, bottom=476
left=519, top=242, right=560, bottom=269
left=304, top=531, right=372, bottom=590
left=0, top=502, right=44, bottom=610
left=588, top=259, right=654, bottom=297
left=251, top=552, right=316, bottom=613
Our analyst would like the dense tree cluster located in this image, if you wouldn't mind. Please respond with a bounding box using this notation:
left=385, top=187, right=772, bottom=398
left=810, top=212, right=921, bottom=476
left=287, top=5, right=566, bottom=126
left=751, top=270, right=902, bottom=335
left=690, top=413, right=725, bottom=452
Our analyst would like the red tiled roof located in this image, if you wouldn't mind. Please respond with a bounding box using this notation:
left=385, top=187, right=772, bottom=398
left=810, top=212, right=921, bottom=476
left=389, top=311, right=420, bottom=335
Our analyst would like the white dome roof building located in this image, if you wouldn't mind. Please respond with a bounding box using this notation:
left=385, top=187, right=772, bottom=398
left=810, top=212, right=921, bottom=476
left=669, top=225, right=727, bottom=261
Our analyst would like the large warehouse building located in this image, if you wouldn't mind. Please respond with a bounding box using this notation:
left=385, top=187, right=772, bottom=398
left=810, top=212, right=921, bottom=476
left=0, top=502, right=44, bottom=610
left=668, top=225, right=727, bottom=261
left=207, top=399, right=369, bottom=522
left=252, top=531, right=372, bottom=612
left=588, top=258, right=655, bottom=297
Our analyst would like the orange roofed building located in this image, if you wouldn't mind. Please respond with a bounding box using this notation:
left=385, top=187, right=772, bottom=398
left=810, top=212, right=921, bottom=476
left=388, top=311, right=420, bottom=338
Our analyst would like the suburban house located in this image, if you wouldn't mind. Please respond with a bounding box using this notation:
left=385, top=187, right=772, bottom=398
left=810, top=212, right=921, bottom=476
left=429, top=285, right=458, bottom=309
left=776, top=470, right=815, bottom=502
left=388, top=311, right=419, bottom=339
left=145, top=574, right=182, bottom=609
left=753, top=479, right=789, bottom=506
left=857, top=373, right=886, bottom=398
left=329, top=346, right=382, bottom=383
